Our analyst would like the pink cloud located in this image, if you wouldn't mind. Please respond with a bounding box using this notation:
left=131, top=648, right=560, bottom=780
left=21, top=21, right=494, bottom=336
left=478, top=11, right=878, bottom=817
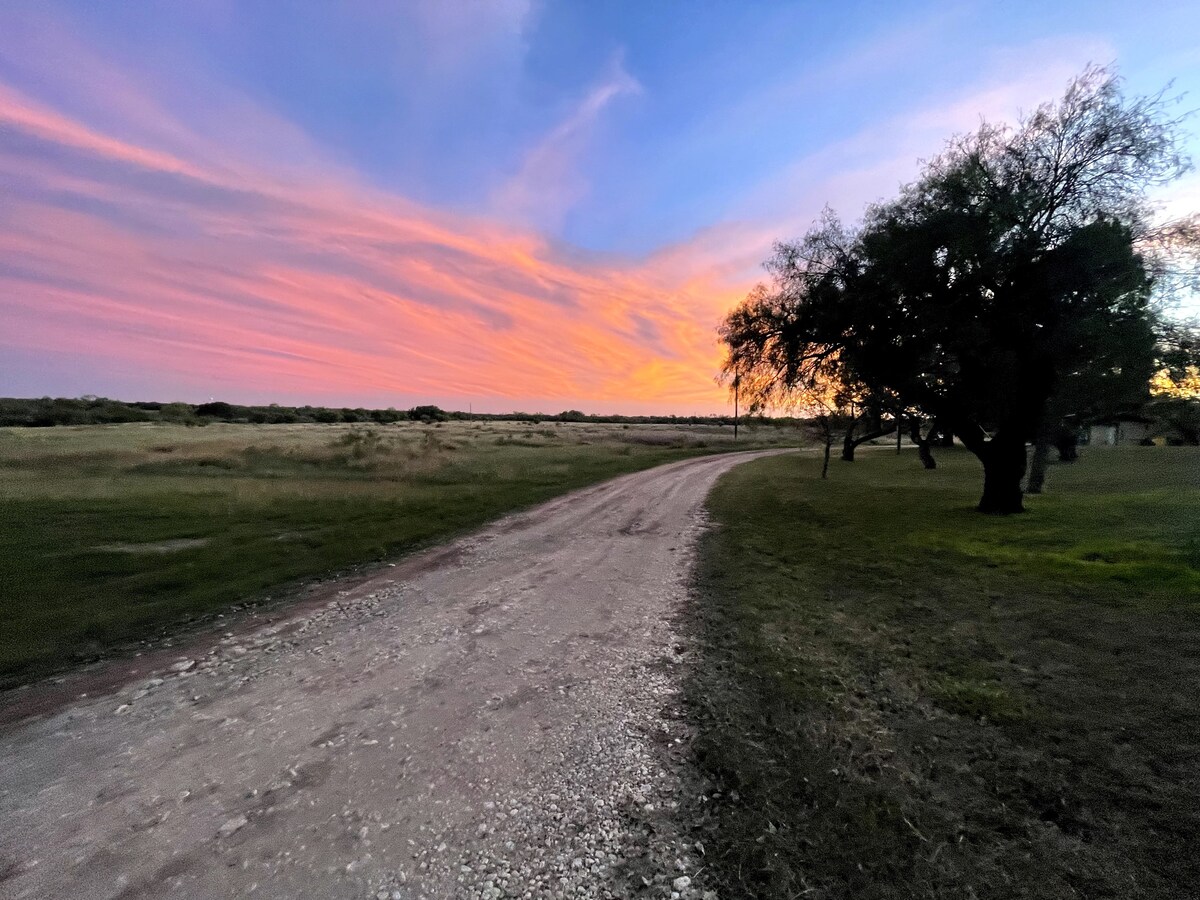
left=0, top=71, right=746, bottom=413
left=0, top=84, right=211, bottom=182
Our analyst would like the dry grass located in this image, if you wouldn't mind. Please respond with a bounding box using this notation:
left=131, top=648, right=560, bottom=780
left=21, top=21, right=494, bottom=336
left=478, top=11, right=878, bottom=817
left=0, top=419, right=799, bottom=686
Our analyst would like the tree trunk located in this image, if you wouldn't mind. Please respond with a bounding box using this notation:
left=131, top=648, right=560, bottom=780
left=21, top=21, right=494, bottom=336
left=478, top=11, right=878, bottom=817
left=1026, top=439, right=1050, bottom=494
left=1176, top=421, right=1200, bottom=445
left=918, top=442, right=937, bottom=469
left=933, top=422, right=955, bottom=448
left=910, top=419, right=937, bottom=470
left=1054, top=428, right=1079, bottom=461
left=977, top=437, right=1028, bottom=514
left=821, top=417, right=832, bottom=479
left=1161, top=411, right=1199, bottom=445
left=841, top=421, right=857, bottom=462
left=841, top=418, right=896, bottom=462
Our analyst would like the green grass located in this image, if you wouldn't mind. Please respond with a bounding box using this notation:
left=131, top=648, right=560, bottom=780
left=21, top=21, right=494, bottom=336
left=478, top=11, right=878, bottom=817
left=0, top=419, right=796, bottom=687
left=687, top=446, right=1200, bottom=899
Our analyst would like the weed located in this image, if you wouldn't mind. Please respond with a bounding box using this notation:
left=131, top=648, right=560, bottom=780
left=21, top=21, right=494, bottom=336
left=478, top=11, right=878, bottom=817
left=930, top=677, right=1027, bottom=724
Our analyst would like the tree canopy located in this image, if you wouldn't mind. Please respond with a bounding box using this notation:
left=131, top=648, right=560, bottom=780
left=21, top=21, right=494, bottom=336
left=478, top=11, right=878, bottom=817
left=721, top=66, right=1194, bottom=513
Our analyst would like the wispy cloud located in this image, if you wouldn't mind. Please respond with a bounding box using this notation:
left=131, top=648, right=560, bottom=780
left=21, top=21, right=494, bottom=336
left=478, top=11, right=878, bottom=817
left=492, top=53, right=642, bottom=230
left=3, top=8, right=1177, bottom=412
left=0, top=51, right=730, bottom=413
left=399, top=0, right=533, bottom=71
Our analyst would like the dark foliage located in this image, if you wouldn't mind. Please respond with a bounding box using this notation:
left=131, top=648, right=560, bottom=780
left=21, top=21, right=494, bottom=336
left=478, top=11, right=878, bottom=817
left=0, top=396, right=769, bottom=429
left=720, top=66, right=1193, bottom=513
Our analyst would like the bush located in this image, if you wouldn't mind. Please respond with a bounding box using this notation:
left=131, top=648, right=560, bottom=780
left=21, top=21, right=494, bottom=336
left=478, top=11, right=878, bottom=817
left=408, top=405, right=448, bottom=423
left=195, top=401, right=235, bottom=418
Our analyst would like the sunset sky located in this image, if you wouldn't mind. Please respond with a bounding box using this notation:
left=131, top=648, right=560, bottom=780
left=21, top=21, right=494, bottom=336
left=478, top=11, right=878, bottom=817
left=2, top=2, right=1198, bottom=415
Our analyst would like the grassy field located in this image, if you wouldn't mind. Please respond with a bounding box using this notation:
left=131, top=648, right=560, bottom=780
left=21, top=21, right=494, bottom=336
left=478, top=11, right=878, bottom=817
left=688, top=446, right=1200, bottom=899
left=0, top=418, right=796, bottom=687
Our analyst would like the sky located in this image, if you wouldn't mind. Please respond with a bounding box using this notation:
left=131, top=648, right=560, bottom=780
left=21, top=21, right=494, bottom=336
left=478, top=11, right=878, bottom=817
left=2, top=1, right=1198, bottom=415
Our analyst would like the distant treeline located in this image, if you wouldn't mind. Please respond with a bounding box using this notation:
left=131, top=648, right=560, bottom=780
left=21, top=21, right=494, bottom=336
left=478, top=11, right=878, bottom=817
left=0, top=396, right=795, bottom=428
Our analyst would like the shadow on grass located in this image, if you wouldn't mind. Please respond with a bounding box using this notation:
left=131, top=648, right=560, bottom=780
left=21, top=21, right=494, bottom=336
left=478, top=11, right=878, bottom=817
left=685, top=446, right=1200, bottom=899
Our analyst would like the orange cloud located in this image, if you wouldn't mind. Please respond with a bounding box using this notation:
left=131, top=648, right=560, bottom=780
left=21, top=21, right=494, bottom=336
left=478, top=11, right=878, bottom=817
left=0, top=78, right=753, bottom=414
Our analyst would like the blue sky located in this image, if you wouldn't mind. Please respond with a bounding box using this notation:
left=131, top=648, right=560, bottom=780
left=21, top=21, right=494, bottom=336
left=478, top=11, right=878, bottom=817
left=1, top=1, right=1197, bottom=411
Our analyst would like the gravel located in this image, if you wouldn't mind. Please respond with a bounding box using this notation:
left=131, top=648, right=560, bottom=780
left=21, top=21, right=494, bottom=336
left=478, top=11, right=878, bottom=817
left=368, top=616, right=712, bottom=900
left=0, top=451, right=788, bottom=899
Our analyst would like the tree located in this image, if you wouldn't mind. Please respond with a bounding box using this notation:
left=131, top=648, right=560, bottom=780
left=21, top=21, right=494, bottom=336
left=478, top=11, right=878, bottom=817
left=408, top=405, right=448, bottom=423
left=195, top=401, right=235, bottom=418
left=721, top=66, right=1191, bottom=513
left=1148, top=319, right=1200, bottom=443
left=839, top=410, right=896, bottom=462
left=1025, top=223, right=1163, bottom=491
left=719, top=282, right=857, bottom=478
left=907, top=416, right=948, bottom=470
left=1151, top=319, right=1200, bottom=398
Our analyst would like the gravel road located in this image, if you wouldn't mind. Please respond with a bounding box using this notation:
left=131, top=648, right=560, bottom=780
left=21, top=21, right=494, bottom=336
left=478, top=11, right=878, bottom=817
left=0, top=449, right=786, bottom=900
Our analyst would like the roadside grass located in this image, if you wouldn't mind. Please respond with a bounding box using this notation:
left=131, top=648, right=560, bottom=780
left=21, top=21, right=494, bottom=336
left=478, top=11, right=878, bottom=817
left=0, top=420, right=797, bottom=688
left=687, top=446, right=1200, bottom=899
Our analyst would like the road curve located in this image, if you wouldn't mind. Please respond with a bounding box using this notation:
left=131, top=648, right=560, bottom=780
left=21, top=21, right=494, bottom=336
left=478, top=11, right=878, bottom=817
left=0, top=449, right=789, bottom=900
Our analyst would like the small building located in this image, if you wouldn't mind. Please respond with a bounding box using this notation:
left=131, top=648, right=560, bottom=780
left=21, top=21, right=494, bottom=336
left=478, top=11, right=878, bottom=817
left=1086, top=414, right=1153, bottom=446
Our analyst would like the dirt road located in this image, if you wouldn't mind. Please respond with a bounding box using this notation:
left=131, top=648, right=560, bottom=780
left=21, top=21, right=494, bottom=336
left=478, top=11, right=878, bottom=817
left=0, top=449, right=788, bottom=900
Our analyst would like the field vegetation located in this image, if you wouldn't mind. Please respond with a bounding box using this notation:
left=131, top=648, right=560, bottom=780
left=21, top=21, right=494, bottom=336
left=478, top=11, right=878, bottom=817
left=688, top=446, right=1200, bottom=899
left=0, top=395, right=778, bottom=428
left=0, top=419, right=796, bottom=687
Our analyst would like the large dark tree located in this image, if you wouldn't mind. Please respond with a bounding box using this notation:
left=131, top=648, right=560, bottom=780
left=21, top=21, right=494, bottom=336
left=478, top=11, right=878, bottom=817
left=721, top=67, right=1191, bottom=513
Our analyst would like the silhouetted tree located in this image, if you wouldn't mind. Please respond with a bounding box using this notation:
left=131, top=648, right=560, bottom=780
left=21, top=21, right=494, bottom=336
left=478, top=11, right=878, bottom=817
left=720, top=282, right=862, bottom=478
left=721, top=66, right=1191, bottom=513
left=839, top=414, right=895, bottom=462
left=195, top=401, right=235, bottom=418
left=1148, top=319, right=1200, bottom=443
left=408, top=405, right=448, bottom=423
